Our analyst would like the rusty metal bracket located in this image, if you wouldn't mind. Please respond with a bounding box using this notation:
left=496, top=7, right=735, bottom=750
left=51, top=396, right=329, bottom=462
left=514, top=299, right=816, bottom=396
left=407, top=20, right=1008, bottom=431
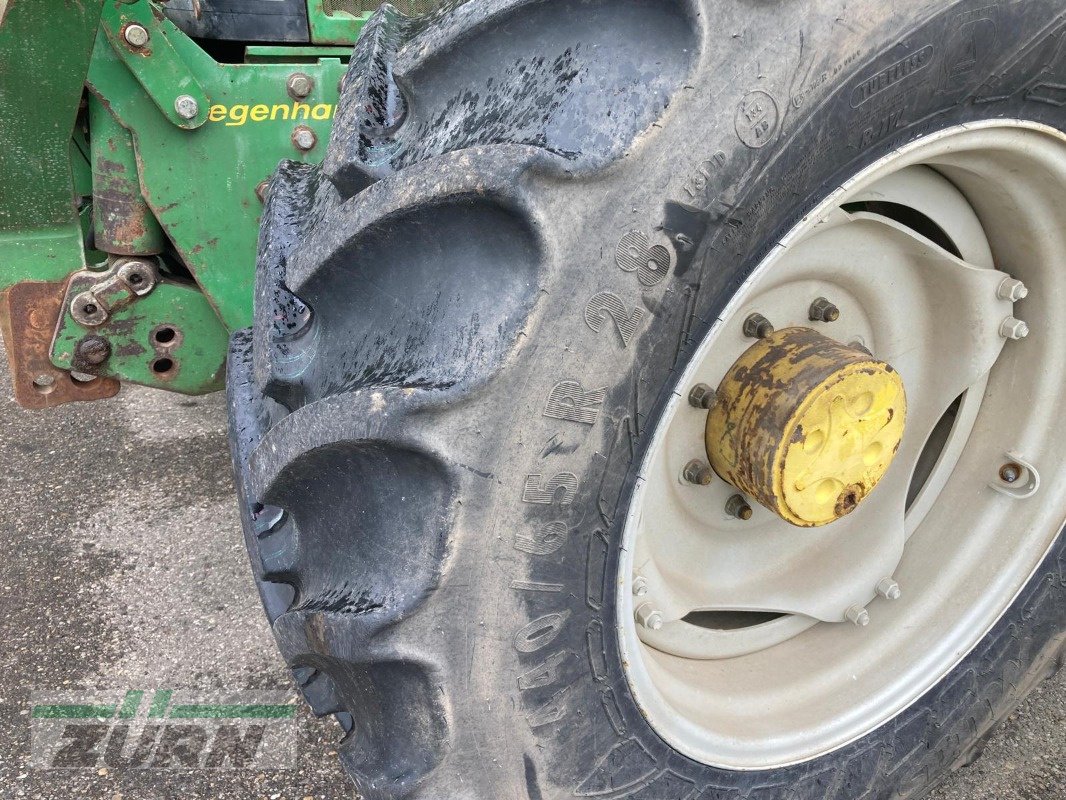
left=51, top=258, right=228, bottom=396
left=0, top=282, right=120, bottom=409
left=99, top=1, right=211, bottom=131
left=68, top=259, right=159, bottom=327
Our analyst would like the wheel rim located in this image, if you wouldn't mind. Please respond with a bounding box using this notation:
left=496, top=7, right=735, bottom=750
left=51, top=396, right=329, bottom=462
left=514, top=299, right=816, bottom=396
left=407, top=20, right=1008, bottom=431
left=618, top=121, right=1066, bottom=770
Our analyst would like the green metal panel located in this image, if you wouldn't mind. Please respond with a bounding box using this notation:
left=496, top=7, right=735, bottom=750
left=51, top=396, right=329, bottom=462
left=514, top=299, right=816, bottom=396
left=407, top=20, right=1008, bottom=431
left=89, top=96, right=167, bottom=256
left=0, top=0, right=104, bottom=285
left=307, top=1, right=372, bottom=45
left=245, top=45, right=357, bottom=63
left=99, top=1, right=211, bottom=130
left=87, top=3, right=349, bottom=331
left=52, top=276, right=228, bottom=395
left=1, top=0, right=356, bottom=399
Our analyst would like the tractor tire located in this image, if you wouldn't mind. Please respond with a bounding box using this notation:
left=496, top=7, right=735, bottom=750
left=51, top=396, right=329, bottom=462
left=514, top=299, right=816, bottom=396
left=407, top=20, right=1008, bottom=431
left=228, top=1, right=1066, bottom=798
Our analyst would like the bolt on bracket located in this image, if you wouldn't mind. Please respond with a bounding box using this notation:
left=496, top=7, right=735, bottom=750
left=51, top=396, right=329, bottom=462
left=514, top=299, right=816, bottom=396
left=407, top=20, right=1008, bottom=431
left=99, top=0, right=211, bottom=130
left=69, top=259, right=159, bottom=327
left=989, top=451, right=1040, bottom=500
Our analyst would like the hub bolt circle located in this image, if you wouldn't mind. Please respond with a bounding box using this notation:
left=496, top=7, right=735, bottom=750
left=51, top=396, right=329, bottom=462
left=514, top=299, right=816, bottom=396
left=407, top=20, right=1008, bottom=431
left=682, top=460, right=714, bottom=486
left=688, top=383, right=716, bottom=409
left=743, top=313, right=775, bottom=340
left=725, top=494, right=753, bottom=520
left=808, top=297, right=840, bottom=323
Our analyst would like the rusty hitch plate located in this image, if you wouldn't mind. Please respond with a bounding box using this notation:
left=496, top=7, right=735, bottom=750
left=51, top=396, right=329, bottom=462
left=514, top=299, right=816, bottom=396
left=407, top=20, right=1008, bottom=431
left=0, top=280, right=119, bottom=409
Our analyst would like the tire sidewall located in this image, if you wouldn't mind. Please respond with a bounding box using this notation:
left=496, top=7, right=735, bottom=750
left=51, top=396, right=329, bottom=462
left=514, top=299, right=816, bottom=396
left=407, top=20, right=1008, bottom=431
left=492, top=2, right=1066, bottom=797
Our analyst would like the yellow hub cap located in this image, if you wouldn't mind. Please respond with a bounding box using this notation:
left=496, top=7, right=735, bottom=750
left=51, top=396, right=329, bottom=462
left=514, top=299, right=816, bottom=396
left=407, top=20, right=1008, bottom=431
left=706, top=327, right=906, bottom=526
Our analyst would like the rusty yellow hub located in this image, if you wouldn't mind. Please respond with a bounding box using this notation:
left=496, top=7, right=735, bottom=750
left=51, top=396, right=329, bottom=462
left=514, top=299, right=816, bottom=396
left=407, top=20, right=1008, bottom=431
left=706, top=327, right=906, bottom=526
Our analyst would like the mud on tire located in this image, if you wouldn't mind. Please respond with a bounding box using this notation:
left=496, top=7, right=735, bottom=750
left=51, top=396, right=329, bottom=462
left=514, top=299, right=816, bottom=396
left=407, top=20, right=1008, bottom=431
left=229, top=1, right=1066, bottom=797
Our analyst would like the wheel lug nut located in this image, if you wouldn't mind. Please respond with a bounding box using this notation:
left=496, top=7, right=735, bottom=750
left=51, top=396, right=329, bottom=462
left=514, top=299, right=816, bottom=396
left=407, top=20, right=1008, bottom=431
left=996, top=277, right=1029, bottom=302
left=999, top=462, right=1023, bottom=484
left=688, top=383, right=716, bottom=409
left=725, top=494, right=753, bottom=520
left=875, top=577, right=901, bottom=600
left=635, top=603, right=664, bottom=630
left=743, top=313, right=775, bottom=340
left=808, top=297, right=840, bottom=323
left=845, top=604, right=870, bottom=626
left=999, top=317, right=1029, bottom=340
left=682, top=459, right=714, bottom=486
left=632, top=576, right=649, bottom=597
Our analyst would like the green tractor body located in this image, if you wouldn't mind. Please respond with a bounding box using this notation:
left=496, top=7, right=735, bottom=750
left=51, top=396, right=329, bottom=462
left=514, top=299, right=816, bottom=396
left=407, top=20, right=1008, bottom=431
left=0, top=0, right=370, bottom=406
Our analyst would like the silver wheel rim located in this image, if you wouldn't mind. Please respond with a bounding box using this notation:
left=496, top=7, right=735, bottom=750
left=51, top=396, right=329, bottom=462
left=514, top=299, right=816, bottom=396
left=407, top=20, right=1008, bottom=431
left=618, top=121, right=1066, bottom=770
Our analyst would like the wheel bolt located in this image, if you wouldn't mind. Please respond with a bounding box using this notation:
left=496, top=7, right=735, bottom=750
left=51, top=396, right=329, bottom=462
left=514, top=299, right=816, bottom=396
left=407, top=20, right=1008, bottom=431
left=725, top=494, right=753, bottom=520
left=123, top=23, right=149, bottom=48
left=845, top=604, right=870, bottom=627
left=808, top=297, right=840, bottom=323
left=999, top=317, right=1029, bottom=340
left=996, top=277, right=1029, bottom=302
left=682, top=459, right=714, bottom=486
left=743, top=313, right=774, bottom=340
left=688, top=383, right=716, bottom=409
left=635, top=603, right=664, bottom=630
left=875, top=577, right=901, bottom=600
left=632, top=576, right=649, bottom=597
left=999, top=462, right=1023, bottom=484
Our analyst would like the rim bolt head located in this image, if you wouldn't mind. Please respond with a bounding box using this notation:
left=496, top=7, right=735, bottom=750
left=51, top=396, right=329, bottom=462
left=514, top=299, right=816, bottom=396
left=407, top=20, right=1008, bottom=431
left=635, top=603, right=664, bottom=631
left=286, top=72, right=314, bottom=100
left=725, top=494, right=753, bottom=520
left=688, top=383, right=716, bottom=409
left=999, top=462, right=1023, bottom=484
left=292, top=125, right=317, bottom=151
left=743, top=313, right=775, bottom=340
left=808, top=297, right=840, bottom=323
left=123, top=23, right=149, bottom=48
left=999, top=317, right=1029, bottom=340
left=845, top=604, right=870, bottom=627
left=875, top=577, right=901, bottom=600
left=174, top=95, right=199, bottom=120
left=996, top=277, right=1029, bottom=302
left=632, top=576, right=649, bottom=597
left=682, top=459, right=714, bottom=486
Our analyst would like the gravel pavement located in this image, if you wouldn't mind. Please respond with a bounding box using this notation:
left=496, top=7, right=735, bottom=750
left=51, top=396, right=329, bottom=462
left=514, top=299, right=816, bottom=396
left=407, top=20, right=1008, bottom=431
left=0, top=350, right=1061, bottom=799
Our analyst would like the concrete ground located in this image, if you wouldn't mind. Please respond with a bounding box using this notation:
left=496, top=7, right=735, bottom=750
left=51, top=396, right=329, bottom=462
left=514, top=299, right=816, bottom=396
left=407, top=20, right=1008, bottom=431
left=0, top=354, right=1061, bottom=799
